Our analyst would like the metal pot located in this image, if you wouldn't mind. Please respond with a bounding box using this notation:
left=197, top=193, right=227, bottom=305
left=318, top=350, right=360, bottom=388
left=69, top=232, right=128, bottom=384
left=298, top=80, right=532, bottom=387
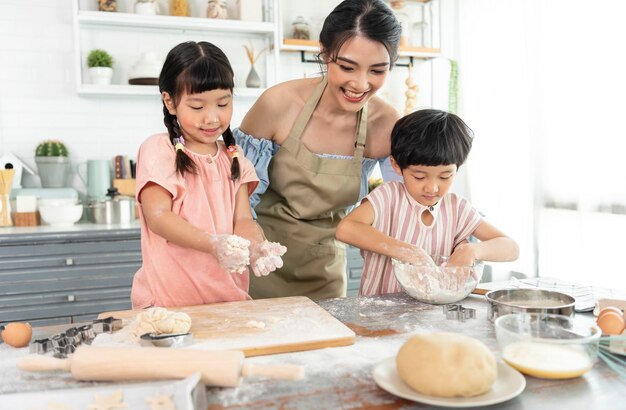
left=88, top=195, right=135, bottom=225
left=485, top=289, right=576, bottom=322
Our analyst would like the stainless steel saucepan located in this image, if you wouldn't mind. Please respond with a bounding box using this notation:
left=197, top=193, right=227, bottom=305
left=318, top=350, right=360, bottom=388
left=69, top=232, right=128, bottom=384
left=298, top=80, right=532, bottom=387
left=485, top=288, right=576, bottom=321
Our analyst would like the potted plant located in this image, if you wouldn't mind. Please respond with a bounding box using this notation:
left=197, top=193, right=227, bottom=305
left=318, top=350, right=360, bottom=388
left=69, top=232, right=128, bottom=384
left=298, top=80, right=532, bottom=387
left=35, top=140, right=70, bottom=188
left=87, top=49, right=114, bottom=85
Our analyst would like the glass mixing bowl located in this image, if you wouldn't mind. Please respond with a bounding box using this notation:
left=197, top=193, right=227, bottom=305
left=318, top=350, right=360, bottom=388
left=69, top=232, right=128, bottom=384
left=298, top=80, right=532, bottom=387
left=495, top=313, right=601, bottom=379
left=392, top=257, right=484, bottom=304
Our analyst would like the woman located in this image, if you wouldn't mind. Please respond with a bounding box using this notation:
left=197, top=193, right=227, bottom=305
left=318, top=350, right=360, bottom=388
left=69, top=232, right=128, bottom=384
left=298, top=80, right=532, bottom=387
left=234, top=0, right=401, bottom=299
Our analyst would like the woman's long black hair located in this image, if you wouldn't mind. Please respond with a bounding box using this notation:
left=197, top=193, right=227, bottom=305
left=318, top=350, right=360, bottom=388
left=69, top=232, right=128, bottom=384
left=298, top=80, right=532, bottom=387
left=159, top=41, right=240, bottom=180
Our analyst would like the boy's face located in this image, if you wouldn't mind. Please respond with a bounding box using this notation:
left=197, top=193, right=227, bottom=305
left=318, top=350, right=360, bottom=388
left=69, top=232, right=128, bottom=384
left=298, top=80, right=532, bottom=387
left=391, top=158, right=457, bottom=207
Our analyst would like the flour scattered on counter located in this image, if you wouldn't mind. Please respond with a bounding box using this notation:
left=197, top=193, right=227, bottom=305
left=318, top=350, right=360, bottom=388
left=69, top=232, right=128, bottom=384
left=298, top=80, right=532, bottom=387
left=244, top=320, right=266, bottom=329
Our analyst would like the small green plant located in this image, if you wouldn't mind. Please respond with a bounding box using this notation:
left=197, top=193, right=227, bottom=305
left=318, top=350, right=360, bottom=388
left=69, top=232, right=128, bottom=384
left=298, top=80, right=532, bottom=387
left=35, top=140, right=69, bottom=157
left=87, top=49, right=113, bottom=68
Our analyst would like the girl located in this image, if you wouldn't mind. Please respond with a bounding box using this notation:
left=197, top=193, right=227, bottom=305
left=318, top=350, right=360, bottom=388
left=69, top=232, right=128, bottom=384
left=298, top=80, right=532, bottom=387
left=131, top=41, right=286, bottom=308
left=234, top=0, right=402, bottom=300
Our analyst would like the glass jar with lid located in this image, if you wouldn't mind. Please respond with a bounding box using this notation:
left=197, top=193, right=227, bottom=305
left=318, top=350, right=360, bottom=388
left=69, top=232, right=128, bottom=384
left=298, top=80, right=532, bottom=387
left=170, top=0, right=189, bottom=17
left=207, top=0, right=228, bottom=19
left=291, top=16, right=310, bottom=40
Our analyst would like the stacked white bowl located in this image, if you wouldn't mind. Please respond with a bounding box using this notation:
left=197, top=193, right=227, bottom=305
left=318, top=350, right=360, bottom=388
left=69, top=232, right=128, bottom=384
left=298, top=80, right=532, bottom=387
left=38, top=198, right=83, bottom=226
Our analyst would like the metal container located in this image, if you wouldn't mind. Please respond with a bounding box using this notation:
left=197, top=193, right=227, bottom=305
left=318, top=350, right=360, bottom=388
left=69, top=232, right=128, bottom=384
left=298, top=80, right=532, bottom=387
left=88, top=195, right=135, bottom=225
left=485, top=289, right=576, bottom=321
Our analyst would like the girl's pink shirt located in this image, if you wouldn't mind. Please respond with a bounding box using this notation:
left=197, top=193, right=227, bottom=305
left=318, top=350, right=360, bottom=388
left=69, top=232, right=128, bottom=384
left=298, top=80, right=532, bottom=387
left=131, top=133, right=259, bottom=308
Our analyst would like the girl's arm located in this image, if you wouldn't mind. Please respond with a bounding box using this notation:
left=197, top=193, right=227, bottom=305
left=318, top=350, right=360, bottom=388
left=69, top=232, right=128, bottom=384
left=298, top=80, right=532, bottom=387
left=232, top=184, right=286, bottom=277
left=336, top=200, right=430, bottom=265
left=448, top=221, right=520, bottom=266
left=140, top=182, right=249, bottom=272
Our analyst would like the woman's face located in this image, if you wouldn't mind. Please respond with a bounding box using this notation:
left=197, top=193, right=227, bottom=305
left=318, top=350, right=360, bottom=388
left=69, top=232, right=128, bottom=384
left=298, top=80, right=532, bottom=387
left=324, top=35, right=391, bottom=112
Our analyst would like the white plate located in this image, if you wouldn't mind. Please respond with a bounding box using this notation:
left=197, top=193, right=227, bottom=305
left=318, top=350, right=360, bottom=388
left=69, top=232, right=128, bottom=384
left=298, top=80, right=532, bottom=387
left=373, top=357, right=526, bottom=408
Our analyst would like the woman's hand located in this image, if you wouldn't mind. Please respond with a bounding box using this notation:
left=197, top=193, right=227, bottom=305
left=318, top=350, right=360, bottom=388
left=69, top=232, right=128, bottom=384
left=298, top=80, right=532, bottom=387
left=208, top=234, right=251, bottom=274
left=249, top=241, right=287, bottom=277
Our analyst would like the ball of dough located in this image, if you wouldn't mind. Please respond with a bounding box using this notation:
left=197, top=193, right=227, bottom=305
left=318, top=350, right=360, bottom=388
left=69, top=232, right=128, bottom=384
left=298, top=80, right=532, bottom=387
left=396, top=332, right=497, bottom=397
left=133, top=307, right=192, bottom=337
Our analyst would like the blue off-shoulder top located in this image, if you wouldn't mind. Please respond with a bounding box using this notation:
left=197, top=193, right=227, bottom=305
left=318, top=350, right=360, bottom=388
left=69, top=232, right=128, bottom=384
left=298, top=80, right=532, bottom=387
left=233, top=128, right=400, bottom=216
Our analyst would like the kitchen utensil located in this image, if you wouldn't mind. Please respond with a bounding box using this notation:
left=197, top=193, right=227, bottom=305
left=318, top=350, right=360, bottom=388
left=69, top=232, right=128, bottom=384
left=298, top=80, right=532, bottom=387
left=443, top=304, right=476, bottom=321
left=78, top=159, right=112, bottom=200
left=0, top=169, right=16, bottom=226
left=140, top=332, right=193, bottom=348
left=392, top=258, right=484, bottom=304
left=373, top=357, right=525, bottom=407
left=495, top=313, right=601, bottom=379
left=88, top=187, right=135, bottom=225
left=99, top=296, right=356, bottom=357
left=485, top=289, right=576, bottom=321
left=18, top=345, right=304, bottom=386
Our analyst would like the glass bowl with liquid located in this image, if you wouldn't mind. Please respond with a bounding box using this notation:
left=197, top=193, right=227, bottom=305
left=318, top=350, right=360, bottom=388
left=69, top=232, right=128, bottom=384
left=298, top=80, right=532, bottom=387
left=495, top=313, right=601, bottom=379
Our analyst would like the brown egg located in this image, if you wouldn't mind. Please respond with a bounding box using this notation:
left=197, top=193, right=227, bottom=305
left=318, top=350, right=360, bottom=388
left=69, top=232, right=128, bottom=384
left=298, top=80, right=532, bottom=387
left=599, top=306, right=623, bottom=319
left=597, top=311, right=626, bottom=336
left=1, top=322, right=32, bottom=348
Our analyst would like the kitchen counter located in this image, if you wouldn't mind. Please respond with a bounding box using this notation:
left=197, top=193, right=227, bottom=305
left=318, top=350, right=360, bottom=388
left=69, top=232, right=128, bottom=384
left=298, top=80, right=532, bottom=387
left=1, top=293, right=624, bottom=409
left=0, top=221, right=140, bottom=238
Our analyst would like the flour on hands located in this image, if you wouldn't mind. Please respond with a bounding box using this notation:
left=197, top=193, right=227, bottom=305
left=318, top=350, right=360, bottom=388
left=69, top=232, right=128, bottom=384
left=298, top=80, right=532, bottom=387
left=249, top=241, right=287, bottom=277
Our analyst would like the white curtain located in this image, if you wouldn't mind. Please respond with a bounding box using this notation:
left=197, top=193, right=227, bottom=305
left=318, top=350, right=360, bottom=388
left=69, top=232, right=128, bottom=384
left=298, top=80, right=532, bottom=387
left=456, top=0, right=626, bottom=288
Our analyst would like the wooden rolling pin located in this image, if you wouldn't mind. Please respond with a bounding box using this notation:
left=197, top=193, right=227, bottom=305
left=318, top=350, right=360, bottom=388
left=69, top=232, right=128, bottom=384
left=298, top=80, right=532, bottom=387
left=18, top=346, right=304, bottom=387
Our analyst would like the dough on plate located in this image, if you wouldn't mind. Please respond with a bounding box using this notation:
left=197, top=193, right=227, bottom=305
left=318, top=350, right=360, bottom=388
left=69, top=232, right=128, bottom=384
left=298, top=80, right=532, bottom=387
left=396, top=332, right=497, bottom=398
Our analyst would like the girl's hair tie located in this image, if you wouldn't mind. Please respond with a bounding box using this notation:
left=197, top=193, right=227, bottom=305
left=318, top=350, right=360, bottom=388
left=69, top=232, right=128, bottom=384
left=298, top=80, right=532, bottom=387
left=174, top=136, right=185, bottom=152
left=227, top=145, right=239, bottom=159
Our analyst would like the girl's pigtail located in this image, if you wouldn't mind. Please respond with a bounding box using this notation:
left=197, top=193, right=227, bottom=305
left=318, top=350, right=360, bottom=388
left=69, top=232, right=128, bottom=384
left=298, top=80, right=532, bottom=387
left=163, top=106, right=196, bottom=175
left=222, top=126, right=240, bottom=181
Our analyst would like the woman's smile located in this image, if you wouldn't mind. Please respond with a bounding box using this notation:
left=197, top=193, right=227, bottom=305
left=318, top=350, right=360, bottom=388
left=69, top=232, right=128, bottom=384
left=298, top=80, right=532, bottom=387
left=342, top=87, right=369, bottom=103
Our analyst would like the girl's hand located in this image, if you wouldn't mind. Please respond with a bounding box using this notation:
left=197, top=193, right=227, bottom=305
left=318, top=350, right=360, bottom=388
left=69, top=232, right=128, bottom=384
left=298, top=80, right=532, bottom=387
left=249, top=241, right=287, bottom=277
left=447, top=243, right=476, bottom=267
left=209, top=234, right=251, bottom=274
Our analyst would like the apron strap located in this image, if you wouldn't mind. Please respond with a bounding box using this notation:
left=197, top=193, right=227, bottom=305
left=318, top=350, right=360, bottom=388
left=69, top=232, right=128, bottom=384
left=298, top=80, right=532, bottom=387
left=286, top=77, right=328, bottom=143
left=353, top=103, right=368, bottom=163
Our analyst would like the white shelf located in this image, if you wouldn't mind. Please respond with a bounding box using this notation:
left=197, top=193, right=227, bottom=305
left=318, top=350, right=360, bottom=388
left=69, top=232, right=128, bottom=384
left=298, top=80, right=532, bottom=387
left=281, top=40, right=442, bottom=60
left=77, top=84, right=265, bottom=98
left=78, top=10, right=276, bottom=34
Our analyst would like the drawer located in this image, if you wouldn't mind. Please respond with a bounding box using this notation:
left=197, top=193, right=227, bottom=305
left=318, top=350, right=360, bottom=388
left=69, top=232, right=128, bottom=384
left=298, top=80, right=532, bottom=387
left=0, top=250, right=141, bottom=270
left=0, top=297, right=132, bottom=323
left=0, top=287, right=131, bottom=310
left=0, top=263, right=138, bottom=295
left=0, top=239, right=141, bottom=260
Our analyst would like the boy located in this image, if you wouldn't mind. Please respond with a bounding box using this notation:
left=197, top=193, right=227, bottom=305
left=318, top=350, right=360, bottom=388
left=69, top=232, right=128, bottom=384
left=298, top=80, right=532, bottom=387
left=336, top=109, right=519, bottom=296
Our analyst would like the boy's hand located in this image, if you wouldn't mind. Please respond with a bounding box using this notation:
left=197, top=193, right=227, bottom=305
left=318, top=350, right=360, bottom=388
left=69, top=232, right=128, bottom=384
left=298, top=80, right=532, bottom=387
left=397, top=246, right=436, bottom=267
left=249, top=241, right=287, bottom=277
left=447, top=243, right=476, bottom=267
left=209, top=234, right=251, bottom=274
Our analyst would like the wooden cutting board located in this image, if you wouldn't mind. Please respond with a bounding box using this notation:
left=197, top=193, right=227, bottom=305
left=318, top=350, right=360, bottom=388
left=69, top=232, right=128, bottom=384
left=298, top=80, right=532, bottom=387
left=99, top=296, right=355, bottom=357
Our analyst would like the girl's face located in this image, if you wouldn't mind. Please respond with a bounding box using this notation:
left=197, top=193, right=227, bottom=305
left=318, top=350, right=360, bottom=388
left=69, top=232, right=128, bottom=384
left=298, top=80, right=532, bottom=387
left=391, top=159, right=458, bottom=208
left=164, top=88, right=233, bottom=155
left=324, top=35, right=390, bottom=112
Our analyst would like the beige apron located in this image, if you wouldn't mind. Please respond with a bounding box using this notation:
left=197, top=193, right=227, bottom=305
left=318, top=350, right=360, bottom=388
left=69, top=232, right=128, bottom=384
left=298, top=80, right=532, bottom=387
left=251, top=77, right=368, bottom=300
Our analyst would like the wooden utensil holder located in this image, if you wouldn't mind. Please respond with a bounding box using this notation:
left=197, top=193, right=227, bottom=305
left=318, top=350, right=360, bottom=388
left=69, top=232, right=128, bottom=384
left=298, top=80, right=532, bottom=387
left=113, top=178, right=136, bottom=197
left=12, top=211, right=40, bottom=227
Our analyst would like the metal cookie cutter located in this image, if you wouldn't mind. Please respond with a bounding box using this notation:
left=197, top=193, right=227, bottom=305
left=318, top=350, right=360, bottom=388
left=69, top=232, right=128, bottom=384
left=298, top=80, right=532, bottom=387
left=92, top=316, right=123, bottom=333
left=443, top=304, right=476, bottom=322
left=139, top=332, right=193, bottom=348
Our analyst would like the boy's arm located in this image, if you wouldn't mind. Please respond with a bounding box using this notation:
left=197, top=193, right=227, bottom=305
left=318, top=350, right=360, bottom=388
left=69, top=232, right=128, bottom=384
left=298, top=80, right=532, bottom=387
left=336, top=200, right=429, bottom=264
left=448, top=220, right=520, bottom=266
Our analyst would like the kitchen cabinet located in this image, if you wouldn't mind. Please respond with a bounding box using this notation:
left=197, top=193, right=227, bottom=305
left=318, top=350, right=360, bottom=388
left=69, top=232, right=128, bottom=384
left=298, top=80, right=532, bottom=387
left=73, top=0, right=280, bottom=97
left=0, top=227, right=141, bottom=326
